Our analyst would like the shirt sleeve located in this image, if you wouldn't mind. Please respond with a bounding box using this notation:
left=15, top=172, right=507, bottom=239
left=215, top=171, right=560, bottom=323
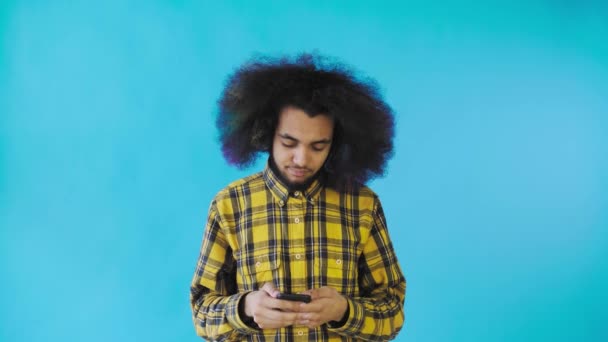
left=190, top=200, right=259, bottom=341
left=328, top=197, right=406, bottom=341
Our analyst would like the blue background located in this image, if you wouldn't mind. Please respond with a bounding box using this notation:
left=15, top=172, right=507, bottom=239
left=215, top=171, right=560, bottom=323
left=1, top=1, right=607, bottom=341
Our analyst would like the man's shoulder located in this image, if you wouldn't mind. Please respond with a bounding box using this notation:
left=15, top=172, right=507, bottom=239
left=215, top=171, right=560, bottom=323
left=356, top=184, right=378, bottom=198
left=225, top=171, right=265, bottom=189
left=213, top=171, right=265, bottom=200
left=328, top=183, right=379, bottom=199
left=324, top=183, right=381, bottom=209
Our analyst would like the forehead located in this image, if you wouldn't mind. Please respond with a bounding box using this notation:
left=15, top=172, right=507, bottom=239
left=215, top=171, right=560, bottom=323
left=276, top=106, right=334, bottom=140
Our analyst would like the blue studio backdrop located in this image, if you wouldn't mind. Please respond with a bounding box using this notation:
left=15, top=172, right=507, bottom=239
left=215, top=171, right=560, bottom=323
left=1, top=1, right=607, bottom=341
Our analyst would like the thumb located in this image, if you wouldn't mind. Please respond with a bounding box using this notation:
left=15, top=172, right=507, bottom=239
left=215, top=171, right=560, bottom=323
left=261, top=282, right=280, bottom=298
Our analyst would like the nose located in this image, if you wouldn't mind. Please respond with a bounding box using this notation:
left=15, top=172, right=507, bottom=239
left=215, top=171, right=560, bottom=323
left=292, top=146, right=309, bottom=167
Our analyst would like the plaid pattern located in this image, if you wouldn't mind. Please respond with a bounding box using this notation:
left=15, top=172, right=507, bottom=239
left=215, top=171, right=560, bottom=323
left=191, top=165, right=406, bottom=341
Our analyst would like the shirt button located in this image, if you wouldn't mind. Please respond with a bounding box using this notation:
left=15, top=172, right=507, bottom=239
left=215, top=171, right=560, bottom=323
left=295, top=254, right=301, bottom=260
left=279, top=200, right=285, bottom=207
left=336, top=259, right=342, bottom=265
left=294, top=191, right=301, bottom=197
left=255, top=261, right=262, bottom=268
left=297, top=331, right=304, bottom=336
left=295, top=217, right=300, bottom=224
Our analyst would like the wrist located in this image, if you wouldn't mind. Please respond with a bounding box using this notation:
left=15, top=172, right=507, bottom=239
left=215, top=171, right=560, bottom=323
left=328, top=297, right=349, bottom=328
left=238, top=292, right=259, bottom=329
left=333, top=295, right=348, bottom=322
left=242, top=292, right=253, bottom=317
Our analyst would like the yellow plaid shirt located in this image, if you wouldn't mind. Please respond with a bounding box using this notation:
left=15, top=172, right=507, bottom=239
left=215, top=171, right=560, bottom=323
left=190, top=165, right=406, bottom=341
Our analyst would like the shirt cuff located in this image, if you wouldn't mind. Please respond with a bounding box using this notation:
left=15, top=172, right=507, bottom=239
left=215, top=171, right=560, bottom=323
left=327, top=298, right=350, bottom=328
left=225, top=292, right=260, bottom=335
left=326, top=297, right=364, bottom=335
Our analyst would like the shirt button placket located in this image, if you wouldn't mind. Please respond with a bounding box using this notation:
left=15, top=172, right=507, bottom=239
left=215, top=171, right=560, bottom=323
left=289, top=192, right=307, bottom=296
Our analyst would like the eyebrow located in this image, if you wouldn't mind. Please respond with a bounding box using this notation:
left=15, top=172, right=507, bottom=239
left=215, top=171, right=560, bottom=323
left=278, top=133, right=332, bottom=145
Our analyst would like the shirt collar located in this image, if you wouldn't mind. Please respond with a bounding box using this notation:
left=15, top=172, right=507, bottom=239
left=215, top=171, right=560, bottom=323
left=263, top=162, right=324, bottom=205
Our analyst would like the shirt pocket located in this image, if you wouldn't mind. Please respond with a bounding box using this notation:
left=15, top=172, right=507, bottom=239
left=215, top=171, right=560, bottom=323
left=315, top=250, right=358, bottom=296
left=236, top=253, right=282, bottom=291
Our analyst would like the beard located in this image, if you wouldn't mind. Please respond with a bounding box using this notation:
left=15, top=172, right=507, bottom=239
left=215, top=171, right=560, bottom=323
left=269, top=157, right=323, bottom=191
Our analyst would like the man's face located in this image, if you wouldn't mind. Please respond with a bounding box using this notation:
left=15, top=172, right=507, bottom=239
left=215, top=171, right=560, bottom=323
left=272, top=106, right=334, bottom=186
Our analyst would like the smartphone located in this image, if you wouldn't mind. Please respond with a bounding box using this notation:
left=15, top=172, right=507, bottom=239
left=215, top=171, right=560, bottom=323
left=276, top=293, right=312, bottom=303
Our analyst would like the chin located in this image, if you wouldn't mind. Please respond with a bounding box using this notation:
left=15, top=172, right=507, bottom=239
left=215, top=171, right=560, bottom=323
left=287, top=178, right=308, bottom=185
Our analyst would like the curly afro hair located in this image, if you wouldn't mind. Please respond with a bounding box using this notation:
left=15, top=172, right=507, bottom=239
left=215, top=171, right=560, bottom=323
left=216, top=52, right=395, bottom=190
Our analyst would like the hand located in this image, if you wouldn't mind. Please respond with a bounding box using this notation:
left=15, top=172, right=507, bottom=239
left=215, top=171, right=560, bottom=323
left=243, top=283, right=302, bottom=329
left=296, top=287, right=348, bottom=329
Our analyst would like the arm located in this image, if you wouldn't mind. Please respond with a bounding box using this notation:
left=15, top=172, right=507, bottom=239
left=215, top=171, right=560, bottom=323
left=190, top=201, right=257, bottom=341
left=328, top=198, right=406, bottom=341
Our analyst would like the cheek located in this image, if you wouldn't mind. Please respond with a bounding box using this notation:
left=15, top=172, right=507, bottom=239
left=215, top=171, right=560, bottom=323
left=271, top=144, right=288, bottom=163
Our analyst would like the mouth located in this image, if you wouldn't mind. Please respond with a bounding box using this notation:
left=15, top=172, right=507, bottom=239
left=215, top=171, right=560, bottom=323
left=287, top=167, right=310, bottom=178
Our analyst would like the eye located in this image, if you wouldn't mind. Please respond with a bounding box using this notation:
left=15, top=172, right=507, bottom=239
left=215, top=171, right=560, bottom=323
left=281, top=142, right=296, bottom=148
left=311, top=144, right=328, bottom=152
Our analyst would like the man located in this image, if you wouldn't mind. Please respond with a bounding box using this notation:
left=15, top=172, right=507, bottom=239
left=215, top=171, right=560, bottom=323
left=190, top=53, right=406, bottom=341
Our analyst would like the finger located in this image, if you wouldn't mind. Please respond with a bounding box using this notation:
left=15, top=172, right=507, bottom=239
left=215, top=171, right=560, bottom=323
left=255, top=309, right=298, bottom=328
left=296, top=313, right=322, bottom=328
left=271, top=297, right=303, bottom=312
left=313, top=286, right=334, bottom=298
left=260, top=282, right=280, bottom=298
left=298, top=301, right=325, bottom=314
left=306, top=286, right=335, bottom=300
left=306, top=288, right=321, bottom=300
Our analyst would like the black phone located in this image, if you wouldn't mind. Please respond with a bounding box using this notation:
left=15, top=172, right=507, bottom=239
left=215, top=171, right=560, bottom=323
left=276, top=293, right=312, bottom=303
